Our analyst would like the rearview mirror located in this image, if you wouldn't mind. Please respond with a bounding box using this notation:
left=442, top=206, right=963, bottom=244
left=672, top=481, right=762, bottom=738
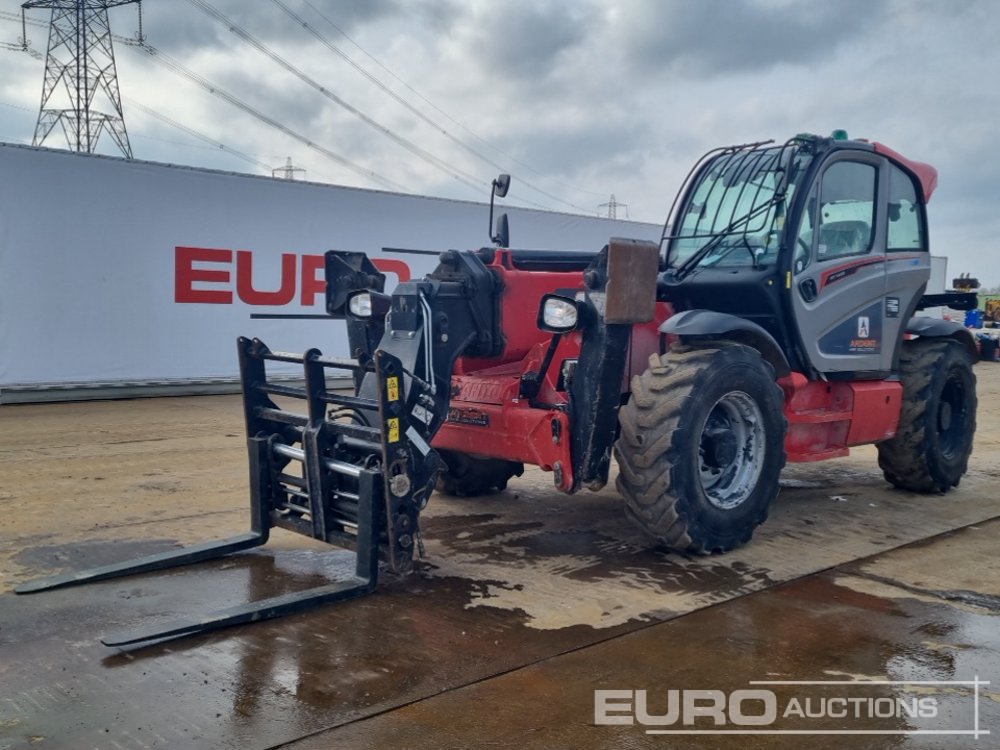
left=493, top=173, right=510, bottom=198
left=488, top=174, right=511, bottom=245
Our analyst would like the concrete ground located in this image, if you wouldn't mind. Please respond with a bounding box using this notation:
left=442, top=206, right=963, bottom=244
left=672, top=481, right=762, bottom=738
left=1, top=363, right=998, bottom=749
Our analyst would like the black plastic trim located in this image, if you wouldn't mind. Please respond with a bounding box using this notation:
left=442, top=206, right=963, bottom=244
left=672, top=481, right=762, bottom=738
left=659, top=309, right=792, bottom=377
left=905, top=317, right=979, bottom=360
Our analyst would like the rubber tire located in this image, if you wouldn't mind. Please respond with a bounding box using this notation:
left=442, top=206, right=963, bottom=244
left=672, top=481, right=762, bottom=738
left=435, top=450, right=524, bottom=497
left=877, top=338, right=977, bottom=492
left=615, top=344, right=787, bottom=554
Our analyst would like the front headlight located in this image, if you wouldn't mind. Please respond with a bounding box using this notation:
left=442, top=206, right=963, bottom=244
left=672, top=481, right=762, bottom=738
left=538, top=294, right=581, bottom=332
left=348, top=291, right=372, bottom=318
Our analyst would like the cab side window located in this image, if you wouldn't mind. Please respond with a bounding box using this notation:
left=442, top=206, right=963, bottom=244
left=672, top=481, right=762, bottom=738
left=886, top=165, right=925, bottom=252
left=817, top=161, right=876, bottom=260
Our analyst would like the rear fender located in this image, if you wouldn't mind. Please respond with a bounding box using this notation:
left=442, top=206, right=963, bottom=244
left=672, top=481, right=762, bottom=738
left=905, top=317, right=978, bottom=360
left=659, top=310, right=791, bottom=377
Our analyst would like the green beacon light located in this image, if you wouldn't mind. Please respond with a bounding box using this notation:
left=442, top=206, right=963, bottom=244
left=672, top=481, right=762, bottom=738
left=831, top=129, right=849, bottom=141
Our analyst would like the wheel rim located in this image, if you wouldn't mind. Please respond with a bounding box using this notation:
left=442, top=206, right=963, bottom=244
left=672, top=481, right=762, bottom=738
left=937, top=371, right=968, bottom=459
left=698, top=391, right=766, bottom=510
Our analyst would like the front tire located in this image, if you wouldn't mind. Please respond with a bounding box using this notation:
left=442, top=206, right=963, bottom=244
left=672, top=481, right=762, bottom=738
left=615, top=344, right=787, bottom=554
left=877, top=338, right=977, bottom=492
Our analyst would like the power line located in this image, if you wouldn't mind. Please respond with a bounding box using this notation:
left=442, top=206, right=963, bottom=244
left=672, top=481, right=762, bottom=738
left=2, top=33, right=281, bottom=177
left=124, top=96, right=274, bottom=172
left=3, top=8, right=597, bottom=211
left=300, top=0, right=608, bottom=201
left=185, top=0, right=485, bottom=195
left=268, top=0, right=592, bottom=212
left=1, top=12, right=398, bottom=190
left=120, top=42, right=406, bottom=192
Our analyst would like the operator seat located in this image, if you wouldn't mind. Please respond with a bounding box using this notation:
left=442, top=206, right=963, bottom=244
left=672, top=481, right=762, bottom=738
left=818, top=220, right=871, bottom=257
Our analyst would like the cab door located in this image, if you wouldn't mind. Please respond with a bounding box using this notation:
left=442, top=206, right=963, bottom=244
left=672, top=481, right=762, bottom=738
left=881, top=162, right=932, bottom=370
left=789, top=153, right=889, bottom=376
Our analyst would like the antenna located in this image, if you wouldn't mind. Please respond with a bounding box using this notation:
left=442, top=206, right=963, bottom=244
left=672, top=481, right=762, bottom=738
left=21, top=0, right=143, bottom=158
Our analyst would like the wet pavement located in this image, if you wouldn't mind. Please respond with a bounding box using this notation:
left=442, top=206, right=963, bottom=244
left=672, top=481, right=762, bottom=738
left=298, top=520, right=1000, bottom=749
left=1, top=363, right=998, bottom=749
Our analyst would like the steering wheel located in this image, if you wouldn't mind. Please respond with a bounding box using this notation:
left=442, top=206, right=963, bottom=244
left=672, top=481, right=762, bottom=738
left=794, top=237, right=811, bottom=273
left=739, top=236, right=758, bottom=262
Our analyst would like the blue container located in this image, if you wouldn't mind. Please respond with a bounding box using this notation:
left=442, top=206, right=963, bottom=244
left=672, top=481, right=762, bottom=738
left=966, top=309, right=984, bottom=328
left=979, top=336, right=998, bottom=362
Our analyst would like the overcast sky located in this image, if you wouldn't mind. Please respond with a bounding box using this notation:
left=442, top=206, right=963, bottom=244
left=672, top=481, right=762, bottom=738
left=1, top=0, right=998, bottom=282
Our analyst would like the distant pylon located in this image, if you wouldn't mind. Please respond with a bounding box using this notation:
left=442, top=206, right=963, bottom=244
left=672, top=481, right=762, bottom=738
left=598, top=193, right=628, bottom=219
left=272, top=157, right=305, bottom=180
left=21, top=1, right=143, bottom=158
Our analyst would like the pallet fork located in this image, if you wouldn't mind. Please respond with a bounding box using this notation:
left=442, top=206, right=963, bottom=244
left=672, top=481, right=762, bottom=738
left=15, top=336, right=438, bottom=647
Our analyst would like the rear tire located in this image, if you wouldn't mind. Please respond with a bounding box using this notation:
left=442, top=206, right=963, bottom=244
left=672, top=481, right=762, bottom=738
left=615, top=344, right=787, bottom=554
left=435, top=450, right=524, bottom=497
left=877, top=338, right=977, bottom=492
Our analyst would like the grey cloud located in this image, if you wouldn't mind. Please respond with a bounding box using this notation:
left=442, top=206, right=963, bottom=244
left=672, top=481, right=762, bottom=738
left=495, top=116, right=652, bottom=177
left=456, top=1, right=595, bottom=82
left=139, top=0, right=403, bottom=55
left=615, top=0, right=888, bottom=78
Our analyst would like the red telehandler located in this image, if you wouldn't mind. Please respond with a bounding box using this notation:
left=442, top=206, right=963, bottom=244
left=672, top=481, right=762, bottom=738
left=17, top=132, right=978, bottom=646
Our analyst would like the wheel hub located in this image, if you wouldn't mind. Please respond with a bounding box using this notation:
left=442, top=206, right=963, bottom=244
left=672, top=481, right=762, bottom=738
left=698, top=391, right=766, bottom=511
left=938, top=400, right=953, bottom=432
left=703, top=427, right=738, bottom=469
left=937, top=373, right=967, bottom=459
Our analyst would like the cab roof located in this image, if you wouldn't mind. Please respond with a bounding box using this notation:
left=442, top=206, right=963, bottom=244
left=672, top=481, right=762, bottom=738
left=872, top=142, right=938, bottom=203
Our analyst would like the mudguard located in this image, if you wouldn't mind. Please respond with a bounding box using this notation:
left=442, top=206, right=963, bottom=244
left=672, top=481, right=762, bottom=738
left=905, top=317, right=978, bottom=360
left=659, top=309, right=791, bottom=376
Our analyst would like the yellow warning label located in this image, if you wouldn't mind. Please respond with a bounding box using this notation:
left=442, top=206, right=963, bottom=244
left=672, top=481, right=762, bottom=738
left=387, top=376, right=399, bottom=402
left=387, top=417, right=400, bottom=443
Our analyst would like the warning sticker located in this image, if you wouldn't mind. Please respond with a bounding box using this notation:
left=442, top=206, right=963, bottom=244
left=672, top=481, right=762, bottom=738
left=387, top=417, right=400, bottom=443
left=387, top=376, right=399, bottom=402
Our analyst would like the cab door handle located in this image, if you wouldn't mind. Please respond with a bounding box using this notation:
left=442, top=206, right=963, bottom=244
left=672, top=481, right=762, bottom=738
left=799, top=278, right=818, bottom=302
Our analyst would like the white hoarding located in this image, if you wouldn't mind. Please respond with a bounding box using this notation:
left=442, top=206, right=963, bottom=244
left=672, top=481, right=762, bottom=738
left=0, top=144, right=661, bottom=397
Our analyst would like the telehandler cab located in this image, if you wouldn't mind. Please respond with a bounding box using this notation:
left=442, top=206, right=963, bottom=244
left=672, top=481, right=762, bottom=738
left=17, top=132, right=978, bottom=646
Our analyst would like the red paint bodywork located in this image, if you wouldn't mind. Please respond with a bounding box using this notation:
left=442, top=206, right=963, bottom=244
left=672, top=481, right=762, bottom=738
left=432, top=249, right=671, bottom=490
left=431, top=249, right=905, bottom=487
left=779, top=373, right=902, bottom=462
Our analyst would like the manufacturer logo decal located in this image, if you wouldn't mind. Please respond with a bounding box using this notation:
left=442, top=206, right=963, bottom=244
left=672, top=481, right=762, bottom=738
left=447, top=407, right=490, bottom=427
left=858, top=316, right=870, bottom=338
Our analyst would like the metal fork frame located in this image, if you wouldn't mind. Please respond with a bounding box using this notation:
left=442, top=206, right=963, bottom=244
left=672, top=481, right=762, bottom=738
left=15, top=337, right=394, bottom=647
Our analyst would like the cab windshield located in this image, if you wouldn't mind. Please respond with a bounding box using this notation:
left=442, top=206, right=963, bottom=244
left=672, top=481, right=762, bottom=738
left=666, top=142, right=812, bottom=273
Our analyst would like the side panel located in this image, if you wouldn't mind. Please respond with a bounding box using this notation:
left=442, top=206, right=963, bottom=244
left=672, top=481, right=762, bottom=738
left=780, top=373, right=903, bottom=462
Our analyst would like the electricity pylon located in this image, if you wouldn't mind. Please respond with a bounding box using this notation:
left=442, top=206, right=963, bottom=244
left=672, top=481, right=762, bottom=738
left=22, top=1, right=143, bottom=157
